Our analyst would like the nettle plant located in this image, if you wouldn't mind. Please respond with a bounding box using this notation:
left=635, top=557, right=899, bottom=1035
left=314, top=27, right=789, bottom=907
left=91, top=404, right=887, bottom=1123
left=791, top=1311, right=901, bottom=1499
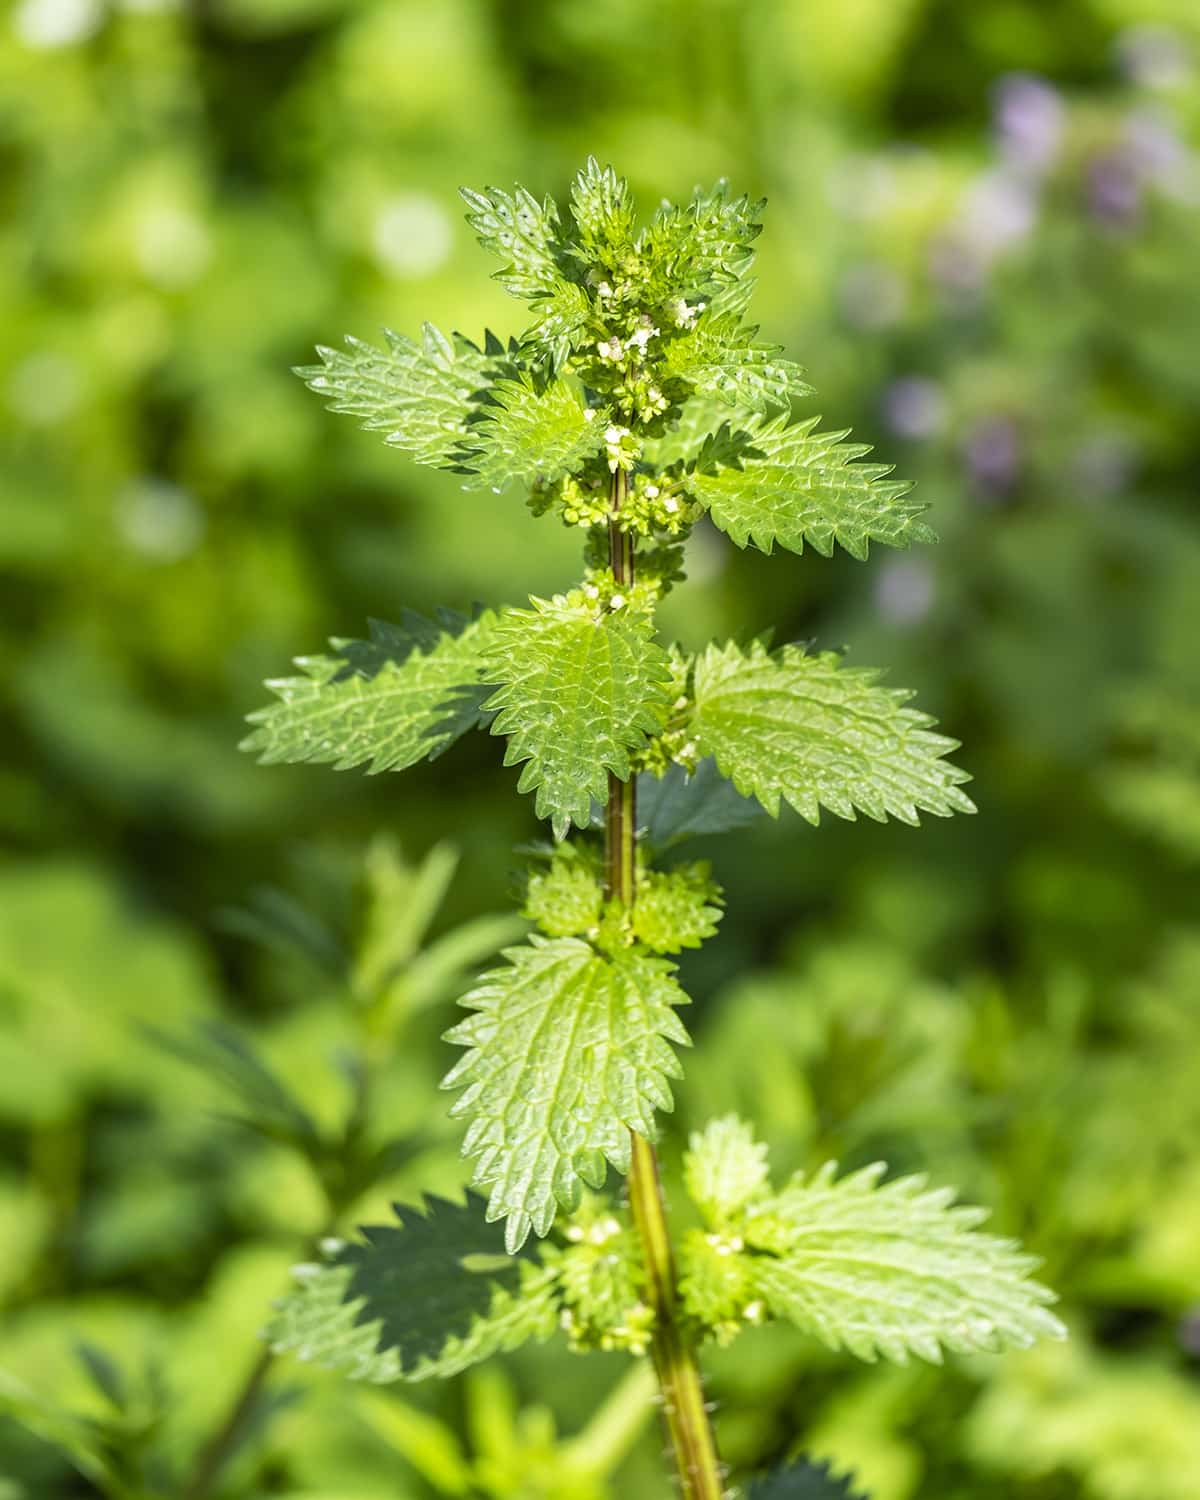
left=245, top=162, right=1066, bottom=1499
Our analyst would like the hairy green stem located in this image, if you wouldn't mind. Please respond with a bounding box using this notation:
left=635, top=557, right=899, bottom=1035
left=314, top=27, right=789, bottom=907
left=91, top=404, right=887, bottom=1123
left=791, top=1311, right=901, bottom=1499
left=605, top=468, right=724, bottom=1500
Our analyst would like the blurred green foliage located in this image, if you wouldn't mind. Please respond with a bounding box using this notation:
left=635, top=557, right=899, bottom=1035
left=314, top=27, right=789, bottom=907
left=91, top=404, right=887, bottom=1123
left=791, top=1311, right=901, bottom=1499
left=2, top=0, right=1199, bottom=1495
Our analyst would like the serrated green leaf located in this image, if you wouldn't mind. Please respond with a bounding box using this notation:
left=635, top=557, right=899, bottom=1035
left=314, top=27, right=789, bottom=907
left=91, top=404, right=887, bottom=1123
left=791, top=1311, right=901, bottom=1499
left=453, top=377, right=607, bottom=492
left=632, top=863, right=723, bottom=953
left=443, top=937, right=691, bottom=1251
left=569, top=157, right=636, bottom=263
left=644, top=180, right=764, bottom=295
left=686, top=414, right=932, bottom=560
left=662, top=316, right=812, bottom=414
left=296, top=324, right=491, bottom=467
left=339, top=1196, right=535, bottom=1365
left=683, top=1115, right=770, bottom=1225
left=642, top=397, right=738, bottom=471
left=635, top=759, right=764, bottom=848
left=689, top=640, right=975, bottom=826
left=270, top=1261, right=403, bottom=1383
left=267, top=1194, right=559, bottom=1383
left=746, top=1162, right=1067, bottom=1365
left=270, top=1260, right=559, bottom=1384
left=748, top=1458, right=870, bottom=1500
left=241, top=612, right=494, bottom=775
left=461, top=183, right=566, bottom=300
left=525, top=278, right=593, bottom=366
left=523, top=847, right=604, bottom=938
left=482, top=595, right=673, bottom=839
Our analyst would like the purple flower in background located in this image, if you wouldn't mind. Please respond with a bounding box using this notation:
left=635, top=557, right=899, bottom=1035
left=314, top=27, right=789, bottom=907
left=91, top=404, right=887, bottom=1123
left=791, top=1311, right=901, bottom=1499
left=1087, top=147, right=1143, bottom=229
left=1087, top=107, right=1198, bottom=227
left=1116, top=24, right=1193, bottom=91
left=874, top=557, right=935, bottom=627
left=993, top=73, right=1064, bottom=175
left=882, top=377, right=947, bottom=441
left=963, top=415, right=1021, bottom=501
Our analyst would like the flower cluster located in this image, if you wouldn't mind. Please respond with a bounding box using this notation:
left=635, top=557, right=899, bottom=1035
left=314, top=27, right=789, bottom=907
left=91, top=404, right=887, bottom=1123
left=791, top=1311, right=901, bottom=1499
left=552, top=1197, right=654, bottom=1355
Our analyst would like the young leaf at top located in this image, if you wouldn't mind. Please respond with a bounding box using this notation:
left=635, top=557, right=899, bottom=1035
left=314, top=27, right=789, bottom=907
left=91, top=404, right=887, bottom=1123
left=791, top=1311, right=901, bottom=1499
left=686, top=413, right=933, bottom=560
left=269, top=1194, right=559, bottom=1383
left=569, top=156, right=637, bottom=267
left=688, top=639, right=975, bottom=826
left=442, top=936, right=691, bottom=1252
left=746, top=1162, right=1067, bottom=1365
left=483, top=592, right=673, bottom=839
left=241, top=611, right=494, bottom=776
left=748, top=1458, right=870, bottom=1500
left=460, top=184, right=567, bottom=301
left=296, top=324, right=492, bottom=467
left=644, top=179, right=764, bottom=294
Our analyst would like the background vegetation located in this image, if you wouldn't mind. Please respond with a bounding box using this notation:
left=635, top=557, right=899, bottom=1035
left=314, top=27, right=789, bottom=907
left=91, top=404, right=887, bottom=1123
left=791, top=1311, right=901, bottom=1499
left=2, top=0, right=1199, bottom=1496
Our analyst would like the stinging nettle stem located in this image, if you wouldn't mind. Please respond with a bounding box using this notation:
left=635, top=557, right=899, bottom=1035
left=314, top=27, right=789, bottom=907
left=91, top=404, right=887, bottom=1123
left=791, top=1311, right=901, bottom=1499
left=605, top=467, right=724, bottom=1500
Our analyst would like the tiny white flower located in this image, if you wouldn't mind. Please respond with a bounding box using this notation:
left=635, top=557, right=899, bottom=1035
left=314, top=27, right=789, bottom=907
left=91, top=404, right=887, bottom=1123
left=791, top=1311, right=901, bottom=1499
left=662, top=495, right=679, bottom=513
left=583, top=407, right=597, bottom=422
left=644, top=483, right=660, bottom=499
left=597, top=280, right=613, bottom=298
left=672, top=298, right=697, bottom=328
left=609, top=592, right=627, bottom=610
left=584, top=583, right=600, bottom=599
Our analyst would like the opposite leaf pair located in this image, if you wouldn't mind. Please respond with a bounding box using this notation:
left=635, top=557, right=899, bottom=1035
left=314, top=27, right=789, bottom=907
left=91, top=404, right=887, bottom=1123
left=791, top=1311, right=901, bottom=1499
left=269, top=1120, right=1064, bottom=1382
left=243, top=610, right=973, bottom=841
